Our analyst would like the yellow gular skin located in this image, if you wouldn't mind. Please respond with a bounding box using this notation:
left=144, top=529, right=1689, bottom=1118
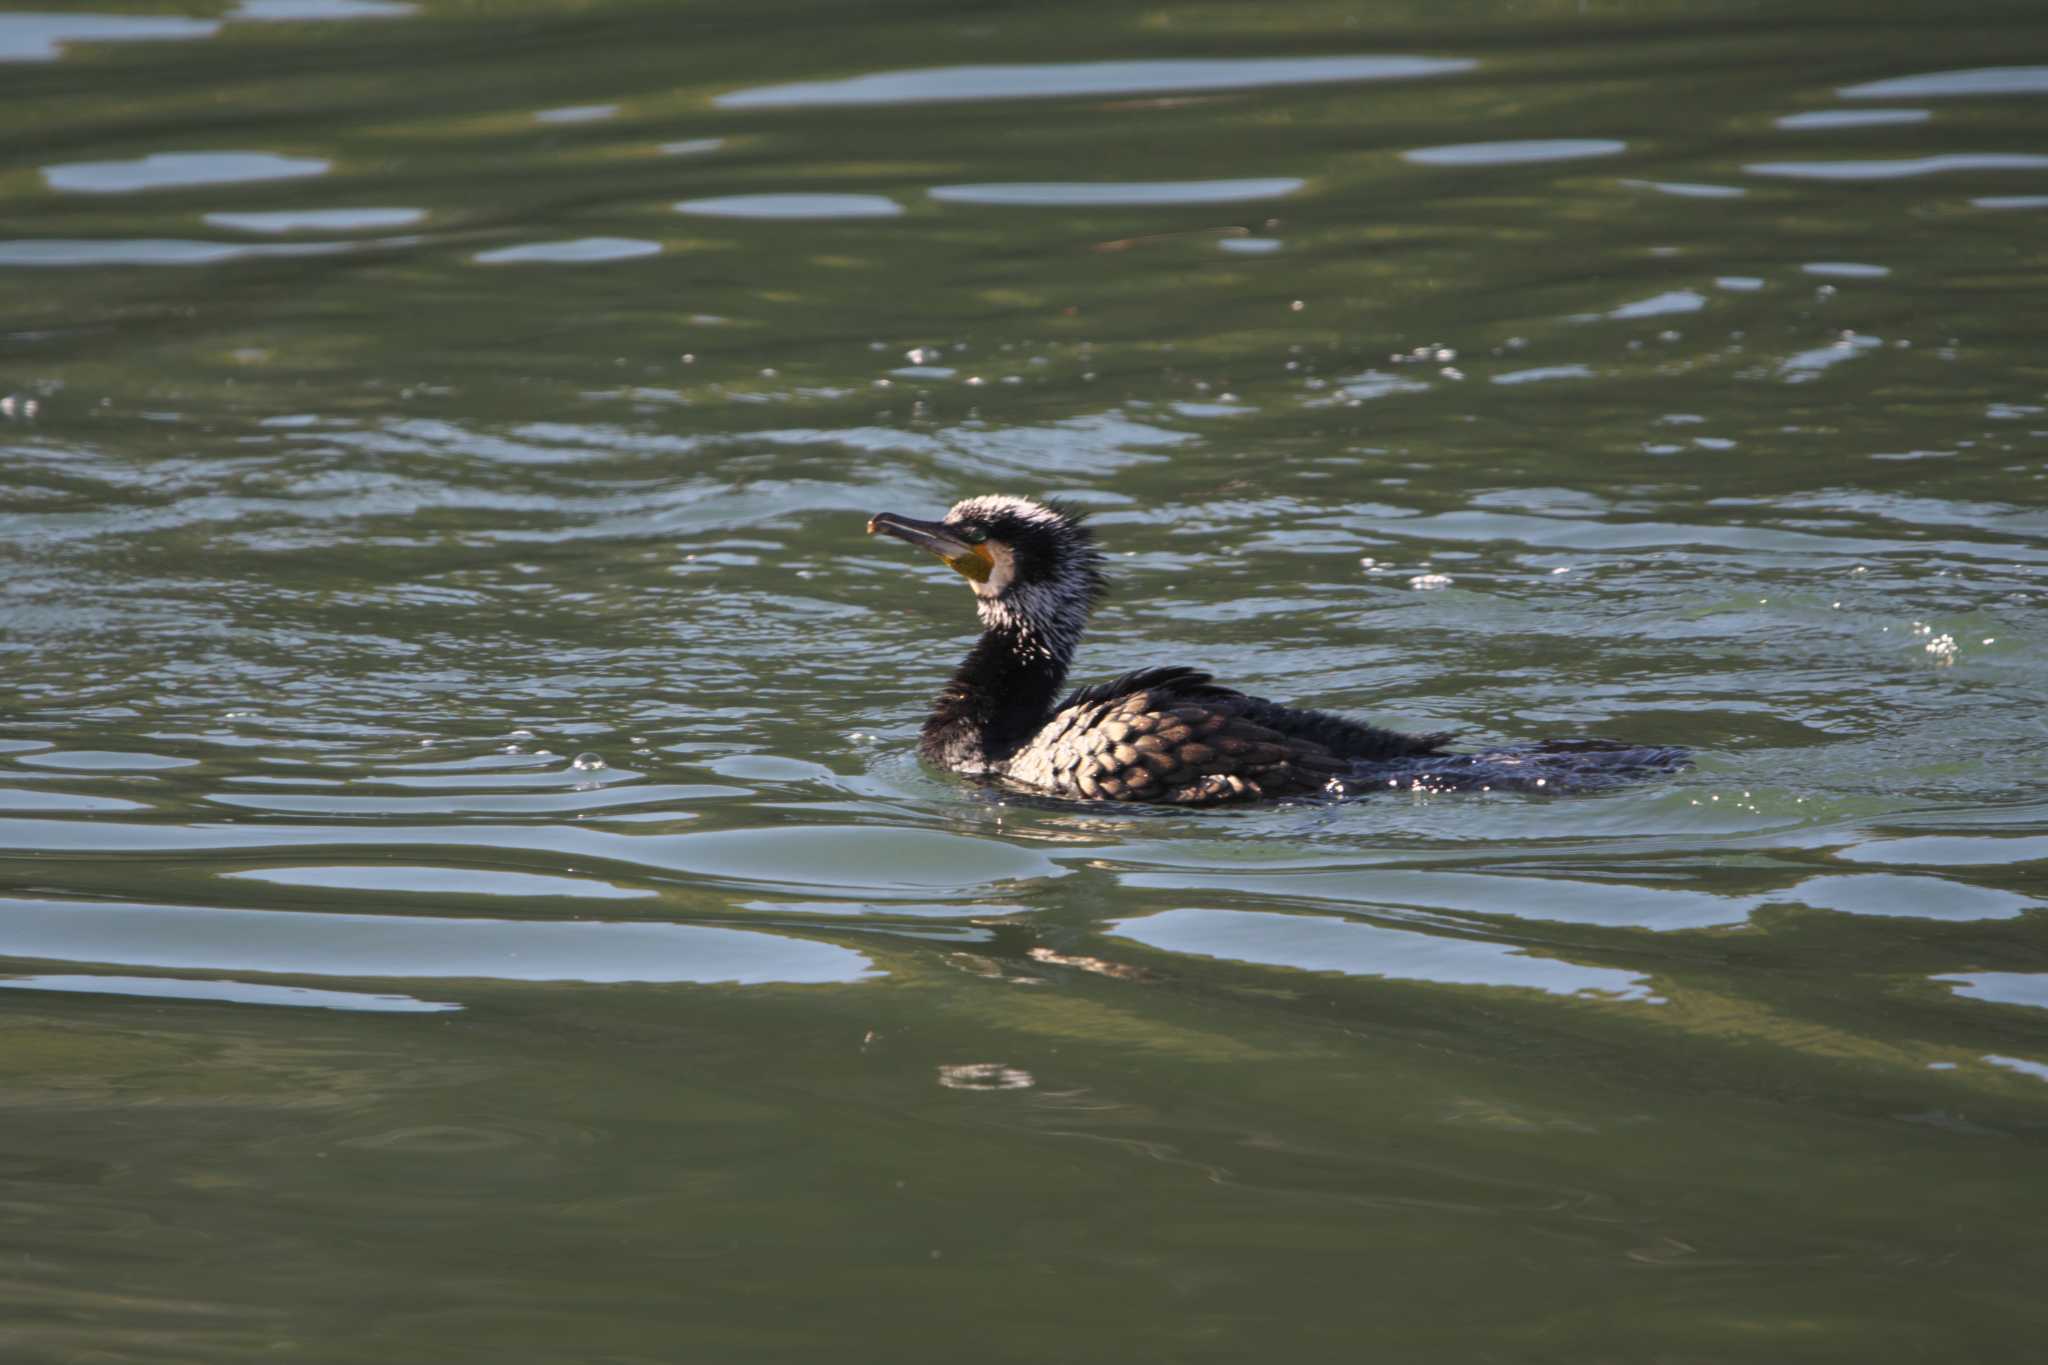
left=946, top=543, right=996, bottom=582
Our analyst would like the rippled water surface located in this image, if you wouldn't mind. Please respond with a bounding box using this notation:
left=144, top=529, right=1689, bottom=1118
left=5, top=2, right=2048, bottom=1359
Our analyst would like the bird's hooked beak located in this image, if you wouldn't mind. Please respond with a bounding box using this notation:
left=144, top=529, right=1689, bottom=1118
left=867, top=512, right=994, bottom=583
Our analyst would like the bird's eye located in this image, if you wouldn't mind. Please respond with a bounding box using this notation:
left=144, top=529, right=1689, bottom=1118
left=957, top=525, right=988, bottom=544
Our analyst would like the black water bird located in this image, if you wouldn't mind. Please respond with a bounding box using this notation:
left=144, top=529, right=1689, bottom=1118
left=867, top=493, right=1457, bottom=805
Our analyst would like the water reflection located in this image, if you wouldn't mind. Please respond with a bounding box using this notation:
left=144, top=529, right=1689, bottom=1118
left=1839, top=66, right=2048, bottom=99
left=1116, top=868, right=1758, bottom=931
left=1745, top=153, right=2048, bottom=180
left=716, top=55, right=1476, bottom=109
left=534, top=103, right=618, bottom=124
left=1985, top=1055, right=2048, bottom=1083
left=0, top=238, right=360, bottom=266
left=0, top=12, right=218, bottom=62
left=0, top=896, right=877, bottom=984
left=473, top=238, right=662, bottom=264
left=43, top=150, right=330, bottom=193
left=1774, top=108, right=1930, bottom=129
left=19, top=749, right=195, bottom=770
left=1112, top=908, right=1660, bottom=1001
left=0, top=973, right=456, bottom=1012
left=1404, top=139, right=1624, bottom=166
left=1934, top=973, right=2048, bottom=1010
left=226, top=865, right=657, bottom=899
left=1789, top=873, right=2036, bottom=921
left=206, top=208, right=426, bottom=233
left=674, top=194, right=903, bottom=219
left=928, top=179, right=1302, bottom=207
left=0, top=818, right=1060, bottom=895
left=230, top=0, right=416, bottom=20
left=1623, top=178, right=1746, bottom=199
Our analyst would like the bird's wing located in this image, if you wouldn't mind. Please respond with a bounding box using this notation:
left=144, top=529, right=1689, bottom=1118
left=1053, top=665, right=1235, bottom=713
left=1010, top=676, right=1345, bottom=805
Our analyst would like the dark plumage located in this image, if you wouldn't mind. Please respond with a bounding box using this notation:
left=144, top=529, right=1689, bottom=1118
left=867, top=494, right=1449, bottom=805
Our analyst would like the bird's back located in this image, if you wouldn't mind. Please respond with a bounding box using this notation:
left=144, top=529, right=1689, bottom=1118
left=998, top=667, right=1443, bottom=805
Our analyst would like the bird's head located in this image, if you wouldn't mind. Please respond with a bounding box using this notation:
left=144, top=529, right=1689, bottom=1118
left=868, top=493, right=1107, bottom=658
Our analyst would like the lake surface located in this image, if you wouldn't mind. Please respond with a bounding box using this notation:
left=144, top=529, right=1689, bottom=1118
left=4, top=1, right=2047, bottom=1359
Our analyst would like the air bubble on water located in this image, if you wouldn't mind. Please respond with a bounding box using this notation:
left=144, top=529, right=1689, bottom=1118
left=509, top=729, right=537, bottom=740
left=571, top=752, right=606, bottom=772
left=1289, top=300, right=1304, bottom=312
left=500, top=744, right=523, bottom=754
left=1409, top=573, right=1453, bottom=590
left=1982, top=637, right=1996, bottom=645
left=937, top=1063, right=1033, bottom=1091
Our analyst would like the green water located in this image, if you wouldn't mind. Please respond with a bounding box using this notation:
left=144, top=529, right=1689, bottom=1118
left=5, top=1, right=2048, bottom=1359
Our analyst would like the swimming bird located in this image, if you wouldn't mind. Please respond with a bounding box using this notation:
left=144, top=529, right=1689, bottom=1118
left=867, top=493, right=1453, bottom=805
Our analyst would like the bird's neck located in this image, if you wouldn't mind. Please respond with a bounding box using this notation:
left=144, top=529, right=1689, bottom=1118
left=920, top=622, right=1073, bottom=772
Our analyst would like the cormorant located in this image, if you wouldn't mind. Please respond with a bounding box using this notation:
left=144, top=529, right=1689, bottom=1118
left=867, top=493, right=1457, bottom=805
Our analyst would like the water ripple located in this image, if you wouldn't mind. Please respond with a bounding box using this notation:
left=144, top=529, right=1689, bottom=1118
left=43, top=151, right=330, bottom=194
left=1746, top=153, right=2048, bottom=180
left=1112, top=908, right=1660, bottom=1001
left=717, top=56, right=1476, bottom=109
left=0, top=896, right=877, bottom=985
left=1839, top=66, right=2048, bottom=100
left=929, top=179, right=1302, bottom=207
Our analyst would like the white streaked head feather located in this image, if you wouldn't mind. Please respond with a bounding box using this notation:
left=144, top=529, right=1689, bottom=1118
left=941, top=494, right=1101, bottom=665
left=945, top=493, right=1067, bottom=530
